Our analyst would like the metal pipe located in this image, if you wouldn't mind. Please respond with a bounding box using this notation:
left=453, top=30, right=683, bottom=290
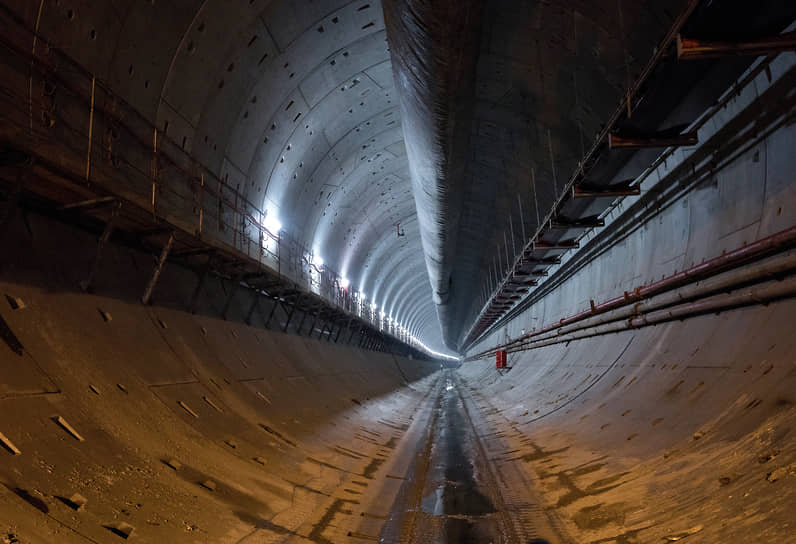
left=505, top=276, right=796, bottom=355
left=469, top=226, right=796, bottom=358
left=514, top=250, right=796, bottom=348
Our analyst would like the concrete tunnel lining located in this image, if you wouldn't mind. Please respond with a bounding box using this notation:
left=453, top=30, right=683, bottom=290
left=0, top=0, right=795, bottom=542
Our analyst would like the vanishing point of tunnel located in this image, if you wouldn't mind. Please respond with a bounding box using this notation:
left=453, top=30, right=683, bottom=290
left=0, top=0, right=795, bottom=542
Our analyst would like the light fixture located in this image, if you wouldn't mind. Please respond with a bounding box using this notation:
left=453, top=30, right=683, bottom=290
left=341, top=278, right=350, bottom=289
left=371, top=302, right=377, bottom=310
left=312, top=255, right=324, bottom=268
left=263, top=213, right=282, bottom=234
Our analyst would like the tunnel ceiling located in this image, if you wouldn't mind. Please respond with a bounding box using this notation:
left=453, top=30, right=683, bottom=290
left=9, top=0, right=732, bottom=354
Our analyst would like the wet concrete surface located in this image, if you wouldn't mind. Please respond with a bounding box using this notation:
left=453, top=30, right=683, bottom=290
left=380, top=370, right=555, bottom=543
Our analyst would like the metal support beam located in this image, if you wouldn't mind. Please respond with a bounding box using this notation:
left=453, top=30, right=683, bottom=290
left=317, top=318, right=331, bottom=339
left=308, top=306, right=322, bottom=336
left=188, top=261, right=211, bottom=314
left=335, top=319, right=348, bottom=343
left=296, top=306, right=311, bottom=335
left=348, top=325, right=360, bottom=345
left=550, top=214, right=605, bottom=229
left=141, top=231, right=174, bottom=305
left=608, top=129, right=697, bottom=149
left=520, top=256, right=561, bottom=266
left=80, top=204, right=120, bottom=292
left=282, top=293, right=302, bottom=332
left=572, top=181, right=640, bottom=198
left=221, top=277, right=242, bottom=320
left=245, top=293, right=260, bottom=325
left=676, top=32, right=796, bottom=60
left=264, top=293, right=281, bottom=329
left=59, top=196, right=116, bottom=211
left=533, top=239, right=579, bottom=250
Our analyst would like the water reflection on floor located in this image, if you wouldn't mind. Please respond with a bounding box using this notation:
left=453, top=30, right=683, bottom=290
left=380, top=370, right=524, bottom=543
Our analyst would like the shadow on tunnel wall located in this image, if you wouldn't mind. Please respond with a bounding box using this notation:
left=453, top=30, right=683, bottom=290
left=0, top=206, right=438, bottom=439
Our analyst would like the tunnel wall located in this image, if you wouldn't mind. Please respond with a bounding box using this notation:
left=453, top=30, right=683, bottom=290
left=0, top=0, right=448, bottom=350
left=455, top=52, right=796, bottom=541
left=457, top=298, right=796, bottom=541
left=469, top=51, right=796, bottom=352
left=0, top=210, right=438, bottom=542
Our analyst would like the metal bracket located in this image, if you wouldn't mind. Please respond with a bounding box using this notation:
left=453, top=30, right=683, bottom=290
left=141, top=231, right=175, bottom=305
left=533, top=239, right=579, bottom=251
left=80, top=203, right=121, bottom=292
left=572, top=181, right=641, bottom=198
left=677, top=31, right=796, bottom=60
left=221, top=276, right=242, bottom=320
left=550, top=214, right=605, bottom=229
left=609, top=129, right=698, bottom=149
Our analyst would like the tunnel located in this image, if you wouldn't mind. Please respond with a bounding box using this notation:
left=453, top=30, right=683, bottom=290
left=0, top=0, right=795, bottom=542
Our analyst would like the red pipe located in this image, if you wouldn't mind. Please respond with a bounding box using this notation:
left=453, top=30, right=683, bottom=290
left=470, top=225, right=796, bottom=359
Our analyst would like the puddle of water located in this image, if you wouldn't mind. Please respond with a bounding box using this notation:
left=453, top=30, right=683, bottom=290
left=420, top=485, right=445, bottom=516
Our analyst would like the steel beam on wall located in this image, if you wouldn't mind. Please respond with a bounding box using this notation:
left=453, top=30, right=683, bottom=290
left=307, top=306, right=322, bottom=337
left=296, top=305, right=311, bottom=335
left=80, top=204, right=120, bottom=293
left=221, top=277, right=242, bottom=320
left=141, top=231, right=175, bottom=305
left=676, top=32, right=796, bottom=60
left=572, top=180, right=640, bottom=198
left=282, top=293, right=302, bottom=332
left=334, top=319, right=348, bottom=343
left=550, top=214, right=605, bottom=230
left=245, top=293, right=260, bottom=325
left=60, top=196, right=117, bottom=211
left=188, top=261, right=212, bottom=314
left=533, top=239, right=579, bottom=251
left=348, top=324, right=360, bottom=345
left=264, top=290, right=283, bottom=328
left=608, top=129, right=698, bottom=149
left=317, top=317, right=330, bottom=339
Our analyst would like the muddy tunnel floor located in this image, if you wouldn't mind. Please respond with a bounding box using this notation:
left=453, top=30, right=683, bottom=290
left=379, top=370, right=561, bottom=543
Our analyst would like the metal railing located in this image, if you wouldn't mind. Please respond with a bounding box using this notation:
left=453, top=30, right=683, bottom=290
left=0, top=5, right=413, bottom=346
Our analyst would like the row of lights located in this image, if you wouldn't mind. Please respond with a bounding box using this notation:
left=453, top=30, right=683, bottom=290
left=263, top=211, right=460, bottom=361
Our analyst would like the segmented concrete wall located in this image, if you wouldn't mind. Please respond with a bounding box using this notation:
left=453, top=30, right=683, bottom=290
left=455, top=53, right=796, bottom=542
left=470, top=52, right=796, bottom=352
left=0, top=211, right=437, bottom=543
